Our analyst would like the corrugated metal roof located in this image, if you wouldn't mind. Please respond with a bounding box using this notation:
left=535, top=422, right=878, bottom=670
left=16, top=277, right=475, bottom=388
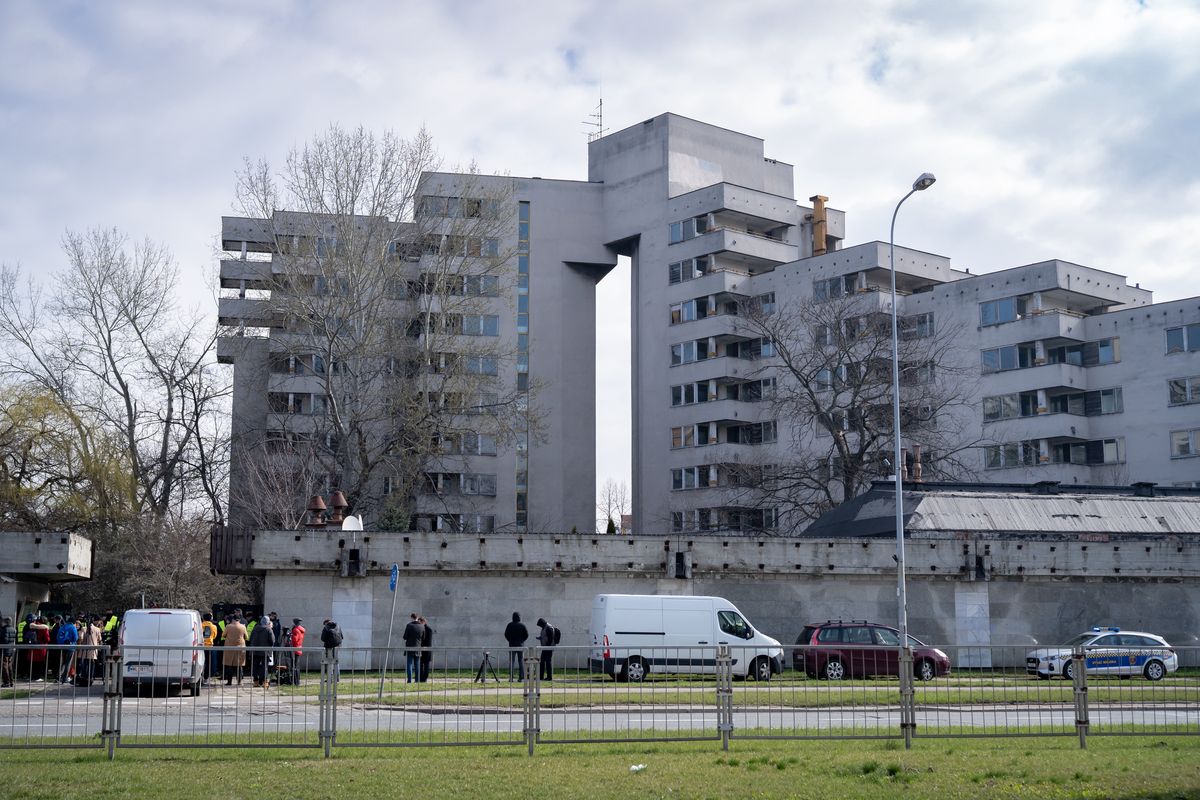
left=907, top=492, right=1200, bottom=535
left=804, top=484, right=1200, bottom=537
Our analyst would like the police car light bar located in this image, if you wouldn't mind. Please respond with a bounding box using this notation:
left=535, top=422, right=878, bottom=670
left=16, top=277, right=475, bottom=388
left=1091, top=626, right=1121, bottom=632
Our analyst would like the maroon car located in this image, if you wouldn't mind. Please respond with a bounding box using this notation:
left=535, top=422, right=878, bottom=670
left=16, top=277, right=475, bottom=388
left=793, top=620, right=951, bottom=681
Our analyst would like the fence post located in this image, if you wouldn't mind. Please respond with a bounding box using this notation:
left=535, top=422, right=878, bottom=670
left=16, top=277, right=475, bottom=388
left=319, top=649, right=338, bottom=758
left=525, top=646, right=539, bottom=756
left=101, top=646, right=121, bottom=760
left=1071, top=646, right=1088, bottom=749
left=716, top=645, right=733, bottom=751
left=898, top=646, right=915, bottom=750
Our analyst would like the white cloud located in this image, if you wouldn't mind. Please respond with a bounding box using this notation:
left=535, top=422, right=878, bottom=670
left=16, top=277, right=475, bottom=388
left=2, top=0, right=1198, bottom=499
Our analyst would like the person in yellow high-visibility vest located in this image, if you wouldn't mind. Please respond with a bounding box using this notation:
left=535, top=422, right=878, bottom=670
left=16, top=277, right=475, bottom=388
left=201, top=613, right=219, bottom=683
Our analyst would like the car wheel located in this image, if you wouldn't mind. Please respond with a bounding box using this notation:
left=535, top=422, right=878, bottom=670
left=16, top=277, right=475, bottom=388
left=823, top=659, right=846, bottom=681
left=1144, top=660, right=1166, bottom=682
left=751, top=657, right=772, bottom=682
left=625, top=657, right=648, bottom=683
left=916, top=659, right=936, bottom=682
left=190, top=680, right=201, bottom=697
left=1062, top=659, right=1075, bottom=681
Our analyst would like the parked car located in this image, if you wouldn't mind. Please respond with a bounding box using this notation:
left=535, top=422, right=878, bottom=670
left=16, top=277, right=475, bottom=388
left=119, top=609, right=205, bottom=696
left=1025, top=627, right=1178, bottom=681
left=792, top=620, right=951, bottom=681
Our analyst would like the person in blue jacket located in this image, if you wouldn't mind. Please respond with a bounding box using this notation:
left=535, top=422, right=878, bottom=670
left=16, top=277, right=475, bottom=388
left=56, top=617, right=78, bottom=683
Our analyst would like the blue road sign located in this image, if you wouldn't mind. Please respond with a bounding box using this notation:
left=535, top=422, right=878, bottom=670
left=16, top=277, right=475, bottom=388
left=389, top=563, right=399, bottom=592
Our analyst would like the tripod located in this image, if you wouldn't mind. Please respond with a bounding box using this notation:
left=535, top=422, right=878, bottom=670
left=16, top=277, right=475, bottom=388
left=473, top=651, right=500, bottom=683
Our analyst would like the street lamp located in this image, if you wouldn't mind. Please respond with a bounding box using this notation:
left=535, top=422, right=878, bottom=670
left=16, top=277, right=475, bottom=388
left=889, top=172, right=936, bottom=650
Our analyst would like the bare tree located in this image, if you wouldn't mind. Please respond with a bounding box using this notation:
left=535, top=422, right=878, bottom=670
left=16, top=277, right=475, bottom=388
left=727, top=292, right=980, bottom=528
left=596, top=478, right=630, bottom=533
left=0, top=229, right=230, bottom=525
left=229, top=125, right=534, bottom=530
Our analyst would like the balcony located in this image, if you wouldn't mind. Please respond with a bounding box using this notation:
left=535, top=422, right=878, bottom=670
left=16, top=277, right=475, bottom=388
left=978, top=309, right=1087, bottom=347
left=219, top=258, right=274, bottom=291
left=671, top=183, right=800, bottom=229
left=218, top=296, right=282, bottom=329
left=982, top=361, right=1088, bottom=392
left=670, top=228, right=798, bottom=273
left=985, top=413, right=1090, bottom=443
left=221, top=216, right=276, bottom=254
left=670, top=398, right=763, bottom=426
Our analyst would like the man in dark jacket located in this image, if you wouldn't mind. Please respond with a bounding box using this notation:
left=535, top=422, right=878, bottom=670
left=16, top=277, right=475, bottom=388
left=248, top=615, right=275, bottom=688
left=402, top=613, right=424, bottom=683
left=536, top=618, right=556, bottom=681
left=503, top=612, right=528, bottom=681
left=418, top=616, right=433, bottom=682
left=0, top=616, right=15, bottom=687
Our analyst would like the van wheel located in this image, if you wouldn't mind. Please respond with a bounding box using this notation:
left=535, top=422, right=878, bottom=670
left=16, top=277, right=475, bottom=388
left=916, top=659, right=936, bottom=682
left=823, top=659, right=846, bottom=681
left=189, top=680, right=201, bottom=697
left=625, top=657, right=648, bottom=683
left=751, top=657, right=772, bottom=681
left=1144, top=660, right=1166, bottom=681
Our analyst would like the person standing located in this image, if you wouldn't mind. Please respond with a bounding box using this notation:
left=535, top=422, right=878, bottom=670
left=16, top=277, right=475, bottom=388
left=200, top=613, right=218, bottom=684
left=77, top=616, right=103, bottom=686
left=222, top=616, right=248, bottom=686
left=536, top=618, right=556, bottom=681
left=56, top=615, right=79, bottom=683
left=288, top=618, right=306, bottom=685
left=249, top=615, right=275, bottom=688
left=402, top=613, right=424, bottom=683
left=418, top=616, right=433, bottom=683
left=504, top=612, right=528, bottom=681
left=320, top=620, right=342, bottom=683
left=0, top=616, right=15, bottom=687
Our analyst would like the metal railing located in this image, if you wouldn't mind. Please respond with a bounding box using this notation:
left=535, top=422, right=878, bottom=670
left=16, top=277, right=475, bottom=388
left=2, top=643, right=1197, bottom=758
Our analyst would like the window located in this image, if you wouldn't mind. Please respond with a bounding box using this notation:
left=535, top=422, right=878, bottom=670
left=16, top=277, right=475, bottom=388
left=671, top=425, right=696, bottom=449
left=670, top=466, right=709, bottom=490
left=984, top=441, right=1040, bottom=469
left=1171, top=429, right=1199, bottom=458
left=667, top=256, right=712, bottom=285
left=983, top=393, right=1022, bottom=421
left=668, top=214, right=712, bottom=245
left=1166, top=323, right=1200, bottom=354
left=462, top=473, right=497, bottom=496
left=980, top=296, right=1027, bottom=326
left=900, top=312, right=935, bottom=339
left=1051, top=438, right=1125, bottom=465
left=813, top=273, right=858, bottom=301
left=1169, top=376, right=1200, bottom=405
left=461, top=315, right=499, bottom=336
left=670, top=381, right=712, bottom=406
left=981, top=343, right=1036, bottom=373
left=671, top=340, right=711, bottom=366
left=465, top=356, right=498, bottom=375
left=717, top=611, right=752, bottom=640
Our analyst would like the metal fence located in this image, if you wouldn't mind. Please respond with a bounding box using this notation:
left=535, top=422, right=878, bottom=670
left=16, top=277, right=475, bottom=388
left=2, top=643, right=1197, bottom=758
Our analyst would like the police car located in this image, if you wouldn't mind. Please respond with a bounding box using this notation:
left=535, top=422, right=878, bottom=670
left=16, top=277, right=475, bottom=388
left=1026, top=627, right=1178, bottom=681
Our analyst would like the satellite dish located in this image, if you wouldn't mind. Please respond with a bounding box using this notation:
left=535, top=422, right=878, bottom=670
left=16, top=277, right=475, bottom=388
left=342, top=515, right=363, bottom=532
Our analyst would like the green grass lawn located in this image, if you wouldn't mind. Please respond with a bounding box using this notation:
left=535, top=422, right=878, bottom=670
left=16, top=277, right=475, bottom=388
left=2, top=735, right=1199, bottom=799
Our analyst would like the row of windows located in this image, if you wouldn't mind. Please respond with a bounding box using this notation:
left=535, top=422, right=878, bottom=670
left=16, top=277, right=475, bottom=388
left=981, top=338, right=1118, bottom=373
left=671, top=507, right=778, bottom=532
left=417, top=195, right=503, bottom=219
left=419, top=234, right=500, bottom=258
left=670, top=337, right=776, bottom=366
left=668, top=293, right=774, bottom=326
left=671, top=421, right=777, bottom=448
left=399, top=273, right=500, bottom=298
left=437, top=432, right=498, bottom=456
left=411, top=513, right=495, bottom=533
left=422, top=472, right=498, bottom=496
left=984, top=438, right=1124, bottom=469
left=982, top=388, right=1123, bottom=421
left=515, top=200, right=531, bottom=532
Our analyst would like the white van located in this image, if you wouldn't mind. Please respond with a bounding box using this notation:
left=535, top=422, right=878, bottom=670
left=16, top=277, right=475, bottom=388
left=120, top=609, right=205, bottom=696
left=589, top=594, right=784, bottom=681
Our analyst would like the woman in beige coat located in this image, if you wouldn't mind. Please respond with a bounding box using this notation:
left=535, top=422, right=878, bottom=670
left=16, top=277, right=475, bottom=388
left=223, top=618, right=248, bottom=685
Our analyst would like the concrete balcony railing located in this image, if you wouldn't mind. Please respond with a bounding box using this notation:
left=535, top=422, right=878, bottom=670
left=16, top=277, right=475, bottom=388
left=218, top=296, right=283, bottom=329
left=984, top=412, right=1091, bottom=443
left=219, top=258, right=274, bottom=291
left=978, top=308, right=1088, bottom=347
left=982, top=361, right=1089, bottom=393
left=670, top=228, right=798, bottom=272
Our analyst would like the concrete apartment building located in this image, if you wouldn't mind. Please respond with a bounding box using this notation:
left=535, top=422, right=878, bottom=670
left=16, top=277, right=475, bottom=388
left=217, top=113, right=1200, bottom=535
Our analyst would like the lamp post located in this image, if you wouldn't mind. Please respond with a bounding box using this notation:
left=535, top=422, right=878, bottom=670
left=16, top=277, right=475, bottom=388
left=889, top=172, right=936, bottom=649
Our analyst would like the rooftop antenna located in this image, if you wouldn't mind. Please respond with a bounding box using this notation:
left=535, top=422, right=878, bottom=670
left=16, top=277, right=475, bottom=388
left=583, top=98, right=607, bottom=142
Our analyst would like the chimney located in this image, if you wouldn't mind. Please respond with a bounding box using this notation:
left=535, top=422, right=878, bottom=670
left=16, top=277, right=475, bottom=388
left=912, top=444, right=923, bottom=482
left=306, top=495, right=327, bottom=528
left=327, top=491, right=349, bottom=525
left=809, top=195, right=829, bottom=256
left=899, top=447, right=909, bottom=481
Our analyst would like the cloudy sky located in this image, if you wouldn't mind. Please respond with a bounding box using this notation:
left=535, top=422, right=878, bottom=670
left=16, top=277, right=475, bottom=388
left=3, top=0, right=1198, bottom=498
